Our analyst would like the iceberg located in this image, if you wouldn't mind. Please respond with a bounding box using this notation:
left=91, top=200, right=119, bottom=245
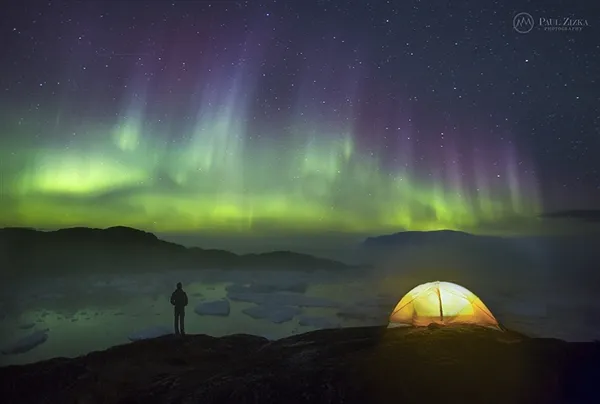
left=194, top=299, right=231, bottom=316
left=242, top=305, right=302, bottom=324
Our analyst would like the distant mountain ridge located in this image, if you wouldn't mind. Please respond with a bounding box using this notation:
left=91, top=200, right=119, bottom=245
left=0, top=226, right=352, bottom=279
left=362, top=229, right=485, bottom=248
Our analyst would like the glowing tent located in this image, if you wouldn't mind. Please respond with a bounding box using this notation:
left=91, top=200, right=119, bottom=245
left=388, top=281, right=499, bottom=328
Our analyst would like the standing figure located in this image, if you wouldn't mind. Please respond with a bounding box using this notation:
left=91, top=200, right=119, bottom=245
left=170, top=282, right=188, bottom=335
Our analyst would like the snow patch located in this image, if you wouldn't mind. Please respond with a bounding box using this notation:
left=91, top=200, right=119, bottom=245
left=194, top=299, right=231, bottom=316
left=2, top=329, right=49, bottom=355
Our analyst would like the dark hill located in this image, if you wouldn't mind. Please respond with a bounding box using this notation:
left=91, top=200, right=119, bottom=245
left=0, top=226, right=352, bottom=279
left=0, top=325, right=598, bottom=403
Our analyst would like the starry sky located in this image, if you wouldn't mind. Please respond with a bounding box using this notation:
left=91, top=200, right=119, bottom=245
left=0, top=0, right=598, bottom=237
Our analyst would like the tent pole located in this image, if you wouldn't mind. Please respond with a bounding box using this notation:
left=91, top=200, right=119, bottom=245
left=437, top=287, right=443, bottom=321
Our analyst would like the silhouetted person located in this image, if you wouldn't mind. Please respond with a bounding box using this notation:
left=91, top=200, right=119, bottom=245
left=170, top=282, right=188, bottom=335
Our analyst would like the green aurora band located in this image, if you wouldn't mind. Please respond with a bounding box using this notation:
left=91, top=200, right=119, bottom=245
left=0, top=78, right=542, bottom=236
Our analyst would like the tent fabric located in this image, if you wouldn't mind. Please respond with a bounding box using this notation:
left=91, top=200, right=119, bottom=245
left=388, top=281, right=499, bottom=328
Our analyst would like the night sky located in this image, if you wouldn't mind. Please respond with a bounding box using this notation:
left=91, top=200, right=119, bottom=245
left=0, top=0, right=598, bottom=237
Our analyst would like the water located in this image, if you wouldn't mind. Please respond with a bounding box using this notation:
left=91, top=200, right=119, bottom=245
left=1, top=264, right=599, bottom=367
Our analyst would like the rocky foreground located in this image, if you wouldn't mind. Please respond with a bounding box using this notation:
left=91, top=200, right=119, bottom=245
left=1, top=325, right=599, bottom=404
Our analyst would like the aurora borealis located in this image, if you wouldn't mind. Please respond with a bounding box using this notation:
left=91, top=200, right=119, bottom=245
left=1, top=1, right=598, bottom=236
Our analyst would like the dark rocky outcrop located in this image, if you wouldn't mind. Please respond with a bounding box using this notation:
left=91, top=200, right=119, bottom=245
left=0, top=227, right=352, bottom=279
left=1, top=325, right=598, bottom=404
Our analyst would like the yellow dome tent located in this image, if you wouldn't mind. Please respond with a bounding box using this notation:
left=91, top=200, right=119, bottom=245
left=388, top=281, right=499, bottom=328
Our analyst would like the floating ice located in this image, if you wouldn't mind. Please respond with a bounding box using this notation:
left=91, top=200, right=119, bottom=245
left=194, top=299, right=231, bottom=316
left=242, top=305, right=301, bottom=324
left=2, top=329, right=50, bottom=355
left=127, top=325, right=172, bottom=341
